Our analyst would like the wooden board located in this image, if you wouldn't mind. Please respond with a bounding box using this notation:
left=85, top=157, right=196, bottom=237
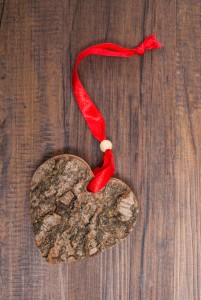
left=0, top=0, right=200, bottom=299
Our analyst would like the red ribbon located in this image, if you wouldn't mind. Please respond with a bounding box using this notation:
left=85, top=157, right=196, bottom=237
left=72, top=35, right=163, bottom=193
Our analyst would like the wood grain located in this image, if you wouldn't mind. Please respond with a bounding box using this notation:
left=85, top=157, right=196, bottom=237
left=0, top=0, right=200, bottom=299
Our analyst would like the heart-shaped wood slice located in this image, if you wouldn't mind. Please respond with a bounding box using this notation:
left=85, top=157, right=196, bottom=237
left=30, top=155, right=139, bottom=264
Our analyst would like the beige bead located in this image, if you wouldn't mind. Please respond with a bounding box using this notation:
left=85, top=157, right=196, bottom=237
left=100, top=140, right=113, bottom=152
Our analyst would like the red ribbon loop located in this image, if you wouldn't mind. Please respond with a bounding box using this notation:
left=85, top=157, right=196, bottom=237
left=87, top=149, right=115, bottom=193
left=72, top=35, right=163, bottom=193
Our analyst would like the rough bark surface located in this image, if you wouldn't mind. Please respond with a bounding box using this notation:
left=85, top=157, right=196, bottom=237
left=30, top=155, right=139, bottom=264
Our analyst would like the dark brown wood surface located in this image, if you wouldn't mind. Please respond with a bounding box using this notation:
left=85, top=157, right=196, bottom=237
left=0, top=0, right=200, bottom=299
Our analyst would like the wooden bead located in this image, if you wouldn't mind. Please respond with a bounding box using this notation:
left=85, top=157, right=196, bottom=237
left=100, top=140, right=113, bottom=152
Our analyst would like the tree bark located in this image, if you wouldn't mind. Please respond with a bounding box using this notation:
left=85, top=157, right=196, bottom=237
left=30, top=155, right=139, bottom=264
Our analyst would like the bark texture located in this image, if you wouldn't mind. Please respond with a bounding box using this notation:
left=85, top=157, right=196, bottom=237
left=30, top=155, right=139, bottom=264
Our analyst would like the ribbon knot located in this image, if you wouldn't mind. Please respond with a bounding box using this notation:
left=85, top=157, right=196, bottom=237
left=135, top=45, right=145, bottom=55
left=72, top=35, right=163, bottom=193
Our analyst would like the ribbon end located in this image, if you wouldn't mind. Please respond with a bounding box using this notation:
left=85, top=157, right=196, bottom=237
left=135, top=34, right=164, bottom=55
left=146, top=34, right=164, bottom=49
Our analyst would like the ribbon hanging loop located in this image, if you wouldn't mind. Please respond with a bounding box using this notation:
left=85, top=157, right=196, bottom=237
left=72, top=35, right=163, bottom=193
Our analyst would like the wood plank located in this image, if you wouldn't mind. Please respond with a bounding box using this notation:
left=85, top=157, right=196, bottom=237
left=0, top=0, right=200, bottom=299
left=175, top=1, right=201, bottom=299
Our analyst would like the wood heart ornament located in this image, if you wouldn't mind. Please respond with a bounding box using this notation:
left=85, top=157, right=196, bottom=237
left=30, top=155, right=139, bottom=264
left=30, top=36, right=162, bottom=263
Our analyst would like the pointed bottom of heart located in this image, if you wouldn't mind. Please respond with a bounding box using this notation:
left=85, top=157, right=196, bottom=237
left=30, top=154, right=139, bottom=264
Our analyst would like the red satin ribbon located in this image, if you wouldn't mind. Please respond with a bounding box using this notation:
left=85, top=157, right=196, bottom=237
left=72, top=35, right=163, bottom=193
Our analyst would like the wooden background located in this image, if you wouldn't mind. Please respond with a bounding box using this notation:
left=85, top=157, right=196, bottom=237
left=0, top=0, right=200, bottom=299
